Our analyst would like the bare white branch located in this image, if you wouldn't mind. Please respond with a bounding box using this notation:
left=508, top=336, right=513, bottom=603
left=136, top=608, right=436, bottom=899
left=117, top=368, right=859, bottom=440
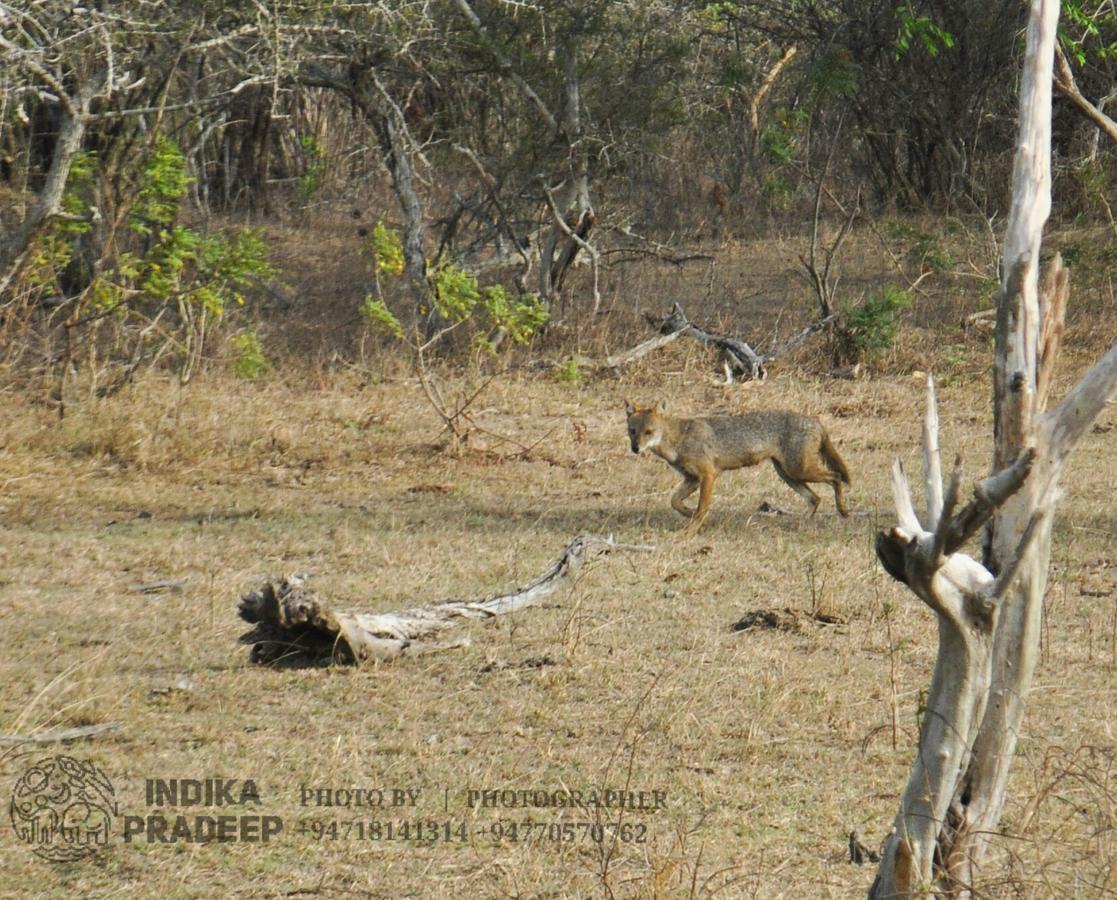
left=1043, top=340, right=1117, bottom=469
left=923, top=373, right=944, bottom=527
left=891, top=458, right=923, bottom=535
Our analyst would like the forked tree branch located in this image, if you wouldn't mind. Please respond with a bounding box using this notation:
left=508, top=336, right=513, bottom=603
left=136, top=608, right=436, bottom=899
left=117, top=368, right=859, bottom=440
left=1053, top=42, right=1117, bottom=146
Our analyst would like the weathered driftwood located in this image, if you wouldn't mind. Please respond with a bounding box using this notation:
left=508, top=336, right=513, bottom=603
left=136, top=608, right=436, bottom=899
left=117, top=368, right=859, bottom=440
left=764, top=312, right=839, bottom=362
left=871, top=378, right=1040, bottom=897
left=238, top=534, right=638, bottom=666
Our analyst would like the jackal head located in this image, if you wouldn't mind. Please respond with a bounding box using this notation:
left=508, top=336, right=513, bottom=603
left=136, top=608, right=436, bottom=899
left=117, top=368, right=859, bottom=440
left=624, top=399, right=667, bottom=454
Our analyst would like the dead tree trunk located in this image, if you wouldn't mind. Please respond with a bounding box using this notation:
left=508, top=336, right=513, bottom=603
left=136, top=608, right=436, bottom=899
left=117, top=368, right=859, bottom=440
left=869, top=0, right=1117, bottom=895
left=359, top=72, right=432, bottom=333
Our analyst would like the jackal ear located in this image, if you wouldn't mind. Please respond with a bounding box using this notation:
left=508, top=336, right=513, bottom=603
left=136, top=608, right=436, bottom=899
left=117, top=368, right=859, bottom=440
left=624, top=399, right=635, bottom=416
left=655, top=399, right=667, bottom=414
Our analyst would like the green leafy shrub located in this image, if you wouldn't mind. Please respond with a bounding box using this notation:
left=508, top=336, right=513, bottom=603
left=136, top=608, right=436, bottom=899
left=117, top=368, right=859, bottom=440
left=363, top=225, right=548, bottom=351
left=842, top=284, right=912, bottom=360
left=359, top=224, right=550, bottom=446
left=231, top=328, right=272, bottom=379
left=370, top=222, right=405, bottom=277
left=554, top=357, right=581, bottom=385
left=17, top=137, right=275, bottom=389
left=298, top=135, right=326, bottom=202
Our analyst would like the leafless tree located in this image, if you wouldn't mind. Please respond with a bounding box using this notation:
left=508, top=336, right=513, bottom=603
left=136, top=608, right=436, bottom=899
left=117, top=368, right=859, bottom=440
left=869, top=1, right=1117, bottom=894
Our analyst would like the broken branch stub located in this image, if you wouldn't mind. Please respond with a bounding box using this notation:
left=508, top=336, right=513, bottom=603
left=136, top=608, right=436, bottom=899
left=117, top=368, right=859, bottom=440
left=238, top=534, right=636, bottom=666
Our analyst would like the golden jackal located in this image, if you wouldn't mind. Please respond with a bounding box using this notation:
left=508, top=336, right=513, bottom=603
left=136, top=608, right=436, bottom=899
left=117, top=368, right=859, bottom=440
left=624, top=400, right=850, bottom=532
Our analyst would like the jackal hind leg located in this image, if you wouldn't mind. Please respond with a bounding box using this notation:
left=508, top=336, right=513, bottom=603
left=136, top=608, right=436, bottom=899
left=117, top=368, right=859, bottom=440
left=671, top=475, right=700, bottom=517
left=772, top=461, right=821, bottom=516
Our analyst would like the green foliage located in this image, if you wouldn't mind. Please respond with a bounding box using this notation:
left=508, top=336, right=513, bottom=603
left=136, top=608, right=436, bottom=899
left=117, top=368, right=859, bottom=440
left=96, top=138, right=274, bottom=315
left=883, top=221, right=953, bottom=273
left=130, top=138, right=191, bottom=235
left=27, top=138, right=272, bottom=324
left=1062, top=1, right=1117, bottom=65
left=554, top=357, right=581, bottom=385
left=364, top=225, right=547, bottom=350
left=371, top=222, right=405, bottom=277
left=427, top=255, right=549, bottom=346
left=761, top=106, right=809, bottom=165
left=937, top=341, right=969, bottom=385
left=911, top=234, right=952, bottom=274
left=1056, top=234, right=1117, bottom=270
left=361, top=295, right=404, bottom=339
left=199, top=229, right=274, bottom=308
left=298, top=135, right=326, bottom=201
left=807, top=48, right=858, bottom=99
left=894, top=4, right=956, bottom=59
left=476, top=284, right=549, bottom=346
left=231, top=328, right=272, bottom=379
left=762, top=172, right=796, bottom=209
left=429, top=257, right=483, bottom=322
left=59, top=151, right=96, bottom=236
left=843, top=284, right=912, bottom=358
left=24, top=152, right=98, bottom=290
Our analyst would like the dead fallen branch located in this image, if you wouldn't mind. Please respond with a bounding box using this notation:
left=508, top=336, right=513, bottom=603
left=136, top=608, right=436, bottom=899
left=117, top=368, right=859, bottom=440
left=530, top=302, right=833, bottom=382
left=765, top=312, right=839, bottom=361
left=615, top=302, right=833, bottom=382
left=0, top=722, right=122, bottom=746
left=603, top=328, right=683, bottom=368
left=238, top=534, right=649, bottom=666
left=656, top=302, right=768, bottom=381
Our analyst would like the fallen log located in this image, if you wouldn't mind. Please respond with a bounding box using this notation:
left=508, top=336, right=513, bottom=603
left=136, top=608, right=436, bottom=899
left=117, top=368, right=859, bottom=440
left=657, top=302, right=768, bottom=381
left=603, top=328, right=683, bottom=368
left=238, top=534, right=645, bottom=666
left=532, top=302, right=833, bottom=381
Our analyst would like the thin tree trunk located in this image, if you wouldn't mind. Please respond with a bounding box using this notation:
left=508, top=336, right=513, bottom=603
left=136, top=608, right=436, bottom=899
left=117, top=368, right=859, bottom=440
left=0, top=83, right=95, bottom=292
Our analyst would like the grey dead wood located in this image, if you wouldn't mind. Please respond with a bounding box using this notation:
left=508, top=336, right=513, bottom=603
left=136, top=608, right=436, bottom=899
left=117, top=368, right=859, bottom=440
left=0, top=722, right=122, bottom=746
left=130, top=580, right=186, bottom=594
left=655, top=302, right=768, bottom=381
left=238, top=534, right=648, bottom=666
left=534, top=302, right=834, bottom=380
left=869, top=1, right=1117, bottom=895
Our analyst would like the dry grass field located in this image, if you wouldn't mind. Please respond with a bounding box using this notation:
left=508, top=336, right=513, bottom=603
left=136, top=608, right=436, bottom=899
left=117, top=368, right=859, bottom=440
left=2, top=228, right=1117, bottom=897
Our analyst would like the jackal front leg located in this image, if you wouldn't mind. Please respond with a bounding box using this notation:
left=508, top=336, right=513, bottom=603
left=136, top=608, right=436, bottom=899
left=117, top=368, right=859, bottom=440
left=671, top=475, right=700, bottom=517
left=684, top=471, right=716, bottom=535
